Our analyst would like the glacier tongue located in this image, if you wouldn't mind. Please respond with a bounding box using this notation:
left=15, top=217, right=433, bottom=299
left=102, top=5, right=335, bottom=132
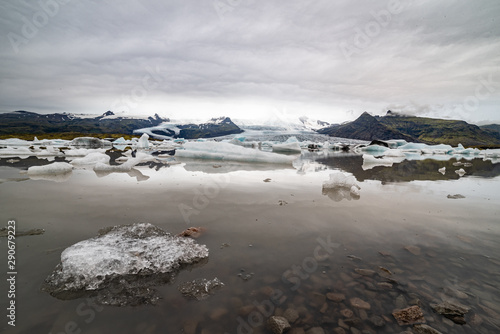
left=43, top=223, right=209, bottom=306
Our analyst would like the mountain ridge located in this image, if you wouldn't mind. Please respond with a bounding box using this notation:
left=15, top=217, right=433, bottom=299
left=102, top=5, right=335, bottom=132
left=318, top=112, right=500, bottom=147
left=0, top=111, right=243, bottom=140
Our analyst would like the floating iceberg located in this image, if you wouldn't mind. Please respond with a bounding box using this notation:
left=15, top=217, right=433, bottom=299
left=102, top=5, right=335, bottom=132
left=93, top=152, right=152, bottom=173
left=0, top=146, right=33, bottom=157
left=71, top=137, right=108, bottom=148
left=34, top=146, right=64, bottom=157
left=70, top=152, right=110, bottom=165
left=113, top=137, right=130, bottom=145
left=438, top=167, right=446, bottom=175
left=455, top=168, right=466, bottom=177
left=359, top=145, right=389, bottom=154
left=63, top=148, right=105, bottom=157
left=0, top=138, right=32, bottom=146
left=176, top=142, right=295, bottom=164
left=28, top=162, right=73, bottom=175
left=322, top=172, right=361, bottom=202
left=382, top=149, right=406, bottom=157
left=272, top=141, right=302, bottom=153
left=43, top=223, right=209, bottom=306
left=137, top=133, right=149, bottom=149
left=27, top=162, right=73, bottom=182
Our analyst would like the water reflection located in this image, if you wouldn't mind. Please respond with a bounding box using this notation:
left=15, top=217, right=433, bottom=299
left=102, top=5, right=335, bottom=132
left=314, top=155, right=500, bottom=183
left=1, top=150, right=500, bottom=184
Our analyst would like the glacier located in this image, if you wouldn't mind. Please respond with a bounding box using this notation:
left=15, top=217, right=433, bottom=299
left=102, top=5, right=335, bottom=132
left=175, top=141, right=296, bottom=164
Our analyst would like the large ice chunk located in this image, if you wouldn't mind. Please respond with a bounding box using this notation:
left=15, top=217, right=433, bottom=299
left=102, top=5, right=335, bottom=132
left=382, top=149, right=406, bottom=157
left=27, top=162, right=73, bottom=182
left=28, top=162, right=73, bottom=175
left=93, top=152, right=152, bottom=172
left=322, top=172, right=361, bottom=202
left=71, top=137, right=107, bottom=148
left=272, top=141, right=302, bottom=153
left=176, top=142, right=295, bottom=164
left=0, top=146, right=33, bottom=157
left=70, top=152, right=110, bottom=165
left=137, top=133, right=149, bottom=149
left=43, top=223, right=209, bottom=305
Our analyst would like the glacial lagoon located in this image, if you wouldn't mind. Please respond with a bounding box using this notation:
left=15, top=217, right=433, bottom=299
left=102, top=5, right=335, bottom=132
left=1, top=140, right=499, bottom=334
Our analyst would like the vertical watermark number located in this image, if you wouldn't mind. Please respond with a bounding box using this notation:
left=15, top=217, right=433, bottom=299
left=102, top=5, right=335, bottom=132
left=6, top=220, right=16, bottom=327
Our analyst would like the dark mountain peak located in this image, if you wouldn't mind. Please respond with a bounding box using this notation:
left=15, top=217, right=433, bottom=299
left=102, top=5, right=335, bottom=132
left=318, top=111, right=417, bottom=142
left=103, top=111, right=114, bottom=117
left=352, top=112, right=378, bottom=124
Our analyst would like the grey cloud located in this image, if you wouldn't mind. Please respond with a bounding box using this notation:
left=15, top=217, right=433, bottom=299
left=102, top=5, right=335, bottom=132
left=0, top=0, right=499, bottom=123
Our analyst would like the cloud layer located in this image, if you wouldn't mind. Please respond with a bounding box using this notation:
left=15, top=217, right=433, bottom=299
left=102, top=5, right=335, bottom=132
left=1, top=0, right=499, bottom=123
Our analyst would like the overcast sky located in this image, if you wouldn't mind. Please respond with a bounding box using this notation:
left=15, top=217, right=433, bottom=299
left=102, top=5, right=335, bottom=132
left=0, top=0, right=499, bottom=124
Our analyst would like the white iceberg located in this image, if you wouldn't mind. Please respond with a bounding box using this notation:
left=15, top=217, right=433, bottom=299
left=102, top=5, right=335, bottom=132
left=0, top=138, right=32, bottom=146
left=176, top=142, right=295, bottom=164
left=93, top=152, right=152, bottom=173
left=28, top=162, right=73, bottom=175
left=137, top=133, right=149, bottom=149
left=43, top=223, right=209, bottom=305
left=27, top=162, right=73, bottom=182
left=322, top=172, right=361, bottom=202
left=34, top=146, right=64, bottom=157
left=0, top=146, right=33, bottom=157
left=455, top=168, right=466, bottom=177
left=70, top=152, right=110, bottom=165
left=64, top=148, right=105, bottom=157
left=71, top=137, right=107, bottom=148
left=382, top=149, right=406, bottom=157
left=438, top=167, right=446, bottom=175
left=272, top=141, right=302, bottom=153
left=359, top=145, right=389, bottom=154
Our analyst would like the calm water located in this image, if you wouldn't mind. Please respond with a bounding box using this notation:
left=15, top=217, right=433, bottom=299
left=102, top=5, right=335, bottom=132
left=0, top=151, right=499, bottom=334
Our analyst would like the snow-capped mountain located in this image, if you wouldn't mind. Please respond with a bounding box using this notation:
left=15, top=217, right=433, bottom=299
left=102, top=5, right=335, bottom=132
left=134, top=116, right=243, bottom=139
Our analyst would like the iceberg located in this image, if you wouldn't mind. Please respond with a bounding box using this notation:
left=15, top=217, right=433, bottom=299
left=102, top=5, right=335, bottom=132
left=438, top=167, right=446, bottom=175
left=34, top=146, right=64, bottom=157
left=382, top=149, right=406, bottom=157
left=28, top=162, right=73, bottom=175
left=272, top=141, right=302, bottom=154
left=71, top=137, right=108, bottom=148
left=63, top=148, right=105, bottom=157
left=0, top=138, right=32, bottom=146
left=322, top=172, right=361, bottom=202
left=359, top=145, right=389, bottom=154
left=70, top=152, right=110, bottom=165
left=398, top=143, right=454, bottom=155
left=93, top=152, right=152, bottom=173
left=42, top=223, right=209, bottom=306
left=455, top=168, right=466, bottom=177
left=137, top=133, right=149, bottom=149
left=176, top=142, right=295, bottom=164
left=113, top=137, right=129, bottom=144
left=0, top=146, right=33, bottom=157
left=27, top=162, right=73, bottom=182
